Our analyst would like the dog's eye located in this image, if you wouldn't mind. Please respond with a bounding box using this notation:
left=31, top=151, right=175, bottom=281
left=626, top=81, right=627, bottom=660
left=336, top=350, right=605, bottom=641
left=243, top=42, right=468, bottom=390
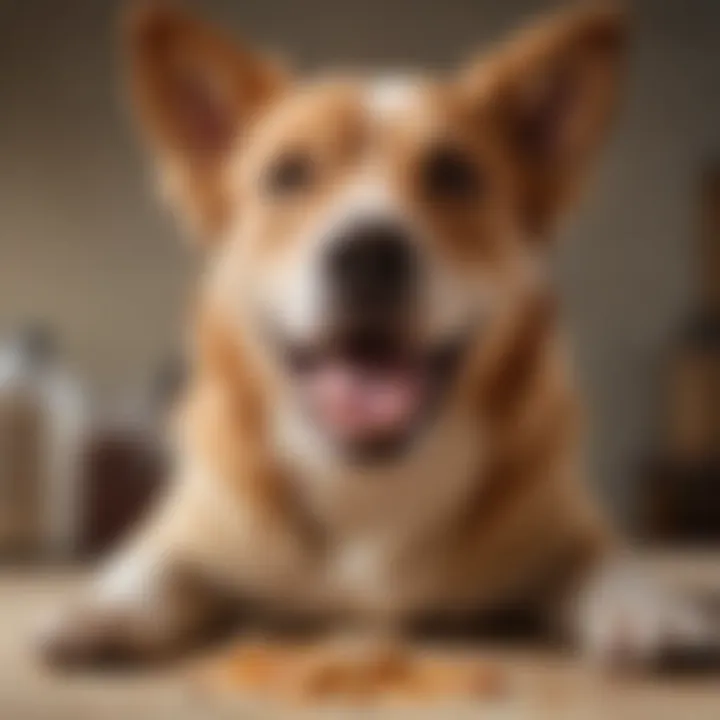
left=421, top=146, right=481, bottom=201
left=264, top=152, right=314, bottom=196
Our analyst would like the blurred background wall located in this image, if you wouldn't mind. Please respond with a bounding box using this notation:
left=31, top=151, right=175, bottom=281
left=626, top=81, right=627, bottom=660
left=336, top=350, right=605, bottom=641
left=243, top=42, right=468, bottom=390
left=0, top=0, right=718, bottom=528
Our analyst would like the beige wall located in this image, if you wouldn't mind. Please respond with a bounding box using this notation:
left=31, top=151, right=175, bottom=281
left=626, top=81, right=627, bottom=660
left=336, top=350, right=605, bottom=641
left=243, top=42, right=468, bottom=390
left=0, top=0, right=718, bottom=524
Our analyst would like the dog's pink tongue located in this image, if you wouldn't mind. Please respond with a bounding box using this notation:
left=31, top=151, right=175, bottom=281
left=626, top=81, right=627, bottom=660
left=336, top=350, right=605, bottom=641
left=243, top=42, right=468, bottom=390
left=309, top=361, right=422, bottom=438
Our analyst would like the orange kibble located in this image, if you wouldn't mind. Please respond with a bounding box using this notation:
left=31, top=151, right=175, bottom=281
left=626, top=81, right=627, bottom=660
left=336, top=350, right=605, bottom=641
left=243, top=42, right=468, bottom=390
left=200, top=639, right=510, bottom=706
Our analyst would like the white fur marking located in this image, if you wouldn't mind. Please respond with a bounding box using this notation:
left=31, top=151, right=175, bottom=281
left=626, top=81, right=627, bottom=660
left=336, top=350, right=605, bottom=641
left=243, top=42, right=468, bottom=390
left=366, top=77, right=421, bottom=122
left=97, top=547, right=161, bottom=607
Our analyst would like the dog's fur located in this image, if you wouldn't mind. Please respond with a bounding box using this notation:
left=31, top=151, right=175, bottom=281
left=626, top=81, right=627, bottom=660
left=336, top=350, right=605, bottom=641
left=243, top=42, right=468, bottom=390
left=39, top=2, right=717, bottom=669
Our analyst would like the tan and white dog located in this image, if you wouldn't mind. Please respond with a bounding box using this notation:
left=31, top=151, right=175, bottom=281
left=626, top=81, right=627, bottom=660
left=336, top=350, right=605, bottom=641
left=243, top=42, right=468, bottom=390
left=41, top=2, right=716, bottom=669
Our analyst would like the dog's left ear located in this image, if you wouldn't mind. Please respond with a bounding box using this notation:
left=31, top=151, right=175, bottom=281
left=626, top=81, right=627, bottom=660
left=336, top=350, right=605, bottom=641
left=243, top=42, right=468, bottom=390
left=459, top=5, right=628, bottom=240
left=123, top=3, right=287, bottom=242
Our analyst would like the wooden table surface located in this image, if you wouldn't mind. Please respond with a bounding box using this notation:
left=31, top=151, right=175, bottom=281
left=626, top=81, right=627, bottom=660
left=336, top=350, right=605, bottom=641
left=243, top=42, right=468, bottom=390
left=1, top=555, right=718, bottom=719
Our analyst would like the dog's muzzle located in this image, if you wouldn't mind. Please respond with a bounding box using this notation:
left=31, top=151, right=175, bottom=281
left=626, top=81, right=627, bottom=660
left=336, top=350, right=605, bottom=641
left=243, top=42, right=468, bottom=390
left=268, top=216, right=471, bottom=464
left=324, top=217, right=418, bottom=328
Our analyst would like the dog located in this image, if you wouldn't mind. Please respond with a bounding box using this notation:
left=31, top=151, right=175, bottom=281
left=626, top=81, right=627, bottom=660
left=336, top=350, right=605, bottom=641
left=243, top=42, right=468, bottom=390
left=40, top=2, right=717, bottom=671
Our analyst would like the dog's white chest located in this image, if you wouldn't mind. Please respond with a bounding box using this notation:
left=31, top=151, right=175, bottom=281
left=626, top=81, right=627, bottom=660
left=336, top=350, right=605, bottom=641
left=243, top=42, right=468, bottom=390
left=274, top=411, right=482, bottom=618
left=325, top=534, right=401, bottom=616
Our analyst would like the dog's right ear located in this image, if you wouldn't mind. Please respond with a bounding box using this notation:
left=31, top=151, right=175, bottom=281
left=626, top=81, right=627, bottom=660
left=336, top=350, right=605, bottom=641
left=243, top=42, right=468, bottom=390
left=123, top=3, right=286, bottom=243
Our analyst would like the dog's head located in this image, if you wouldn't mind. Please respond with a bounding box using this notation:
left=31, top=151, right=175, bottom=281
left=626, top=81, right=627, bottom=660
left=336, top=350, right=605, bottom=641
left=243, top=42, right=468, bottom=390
left=126, top=3, right=626, bottom=463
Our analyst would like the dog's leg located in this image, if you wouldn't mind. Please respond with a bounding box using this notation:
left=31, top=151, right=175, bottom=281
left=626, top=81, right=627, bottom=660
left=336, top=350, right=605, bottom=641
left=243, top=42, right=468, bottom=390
left=37, top=489, right=232, bottom=668
left=568, top=554, right=720, bottom=671
left=515, top=499, right=720, bottom=671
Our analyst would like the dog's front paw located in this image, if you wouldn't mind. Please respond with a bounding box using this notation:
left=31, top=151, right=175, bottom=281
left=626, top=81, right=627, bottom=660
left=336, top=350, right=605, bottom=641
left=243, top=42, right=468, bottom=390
left=36, top=603, right=160, bottom=669
left=575, top=565, right=719, bottom=671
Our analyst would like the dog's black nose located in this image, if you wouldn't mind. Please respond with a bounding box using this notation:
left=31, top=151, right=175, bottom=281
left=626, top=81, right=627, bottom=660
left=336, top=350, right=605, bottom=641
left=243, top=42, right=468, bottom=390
left=326, top=219, right=416, bottom=316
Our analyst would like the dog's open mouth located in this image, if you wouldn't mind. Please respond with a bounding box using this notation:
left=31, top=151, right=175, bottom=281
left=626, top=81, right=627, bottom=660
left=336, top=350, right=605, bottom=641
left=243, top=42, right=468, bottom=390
left=282, top=329, right=468, bottom=460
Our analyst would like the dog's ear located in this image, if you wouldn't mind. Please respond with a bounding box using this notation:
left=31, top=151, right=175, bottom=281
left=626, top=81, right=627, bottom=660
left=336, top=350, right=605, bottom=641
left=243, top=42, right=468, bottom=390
left=123, top=3, right=286, bottom=242
left=459, top=5, right=628, bottom=240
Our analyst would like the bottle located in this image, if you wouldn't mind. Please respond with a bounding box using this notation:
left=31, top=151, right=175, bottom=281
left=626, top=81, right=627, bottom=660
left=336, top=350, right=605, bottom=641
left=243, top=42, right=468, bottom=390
left=0, top=327, right=86, bottom=562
